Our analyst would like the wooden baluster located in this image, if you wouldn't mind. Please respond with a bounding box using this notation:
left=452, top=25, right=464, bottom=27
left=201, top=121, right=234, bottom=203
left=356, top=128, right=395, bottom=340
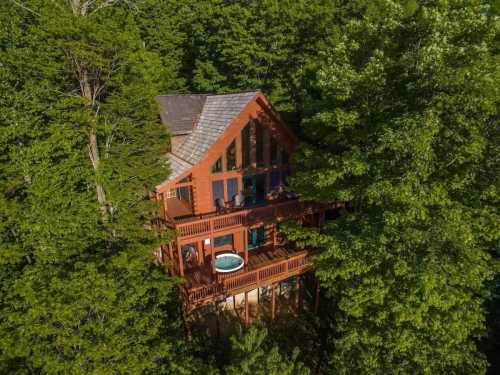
left=271, top=282, right=276, bottom=321
left=244, top=291, right=249, bottom=326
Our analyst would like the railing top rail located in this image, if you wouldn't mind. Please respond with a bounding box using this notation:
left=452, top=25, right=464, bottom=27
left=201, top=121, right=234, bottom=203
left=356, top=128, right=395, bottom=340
left=222, top=250, right=309, bottom=284
left=174, top=198, right=304, bottom=226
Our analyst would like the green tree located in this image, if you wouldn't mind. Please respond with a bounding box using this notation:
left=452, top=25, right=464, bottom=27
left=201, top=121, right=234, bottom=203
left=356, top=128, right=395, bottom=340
left=224, top=326, right=309, bottom=375
left=0, top=1, right=210, bottom=373
left=287, top=0, right=499, bottom=373
left=180, top=0, right=337, bottom=113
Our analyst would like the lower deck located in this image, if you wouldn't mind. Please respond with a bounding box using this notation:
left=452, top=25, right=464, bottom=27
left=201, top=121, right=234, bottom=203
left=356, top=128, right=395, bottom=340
left=184, top=245, right=301, bottom=289
left=181, top=245, right=313, bottom=311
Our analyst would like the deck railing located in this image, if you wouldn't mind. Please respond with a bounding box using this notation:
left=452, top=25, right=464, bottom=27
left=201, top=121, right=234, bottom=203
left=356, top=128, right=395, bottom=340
left=175, top=199, right=322, bottom=239
left=185, top=251, right=311, bottom=307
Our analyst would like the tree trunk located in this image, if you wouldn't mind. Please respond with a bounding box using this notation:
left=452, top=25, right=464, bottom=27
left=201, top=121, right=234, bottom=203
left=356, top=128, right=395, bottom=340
left=88, top=128, right=108, bottom=219
left=81, top=67, right=108, bottom=220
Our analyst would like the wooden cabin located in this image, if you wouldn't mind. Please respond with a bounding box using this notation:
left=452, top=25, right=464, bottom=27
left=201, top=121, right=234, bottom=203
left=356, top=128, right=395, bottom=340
left=154, top=91, right=335, bottom=324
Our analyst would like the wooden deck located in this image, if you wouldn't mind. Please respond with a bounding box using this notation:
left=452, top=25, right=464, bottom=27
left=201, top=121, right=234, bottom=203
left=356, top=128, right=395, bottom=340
left=181, top=245, right=312, bottom=311
left=183, top=245, right=298, bottom=289
left=173, top=198, right=331, bottom=240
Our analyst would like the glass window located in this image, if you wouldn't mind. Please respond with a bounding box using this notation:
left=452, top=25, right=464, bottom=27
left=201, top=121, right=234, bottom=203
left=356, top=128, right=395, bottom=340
left=270, top=171, right=281, bottom=190
left=227, top=178, right=238, bottom=201
left=212, top=180, right=225, bottom=207
left=214, top=234, right=233, bottom=247
left=270, top=137, right=278, bottom=165
left=226, top=140, right=236, bottom=171
left=256, top=121, right=264, bottom=167
left=176, top=186, right=192, bottom=203
left=212, top=157, right=223, bottom=173
left=248, top=226, right=265, bottom=249
left=255, top=174, right=267, bottom=203
left=242, top=122, right=251, bottom=168
left=281, top=148, right=289, bottom=165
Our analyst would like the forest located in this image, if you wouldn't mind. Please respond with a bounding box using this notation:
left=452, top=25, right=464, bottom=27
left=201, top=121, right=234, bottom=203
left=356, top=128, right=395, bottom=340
left=0, top=0, right=498, bottom=374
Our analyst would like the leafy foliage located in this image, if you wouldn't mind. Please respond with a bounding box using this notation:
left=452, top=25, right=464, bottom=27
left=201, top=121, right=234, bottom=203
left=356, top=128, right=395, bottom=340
left=1, top=0, right=499, bottom=373
left=0, top=1, right=206, bottom=373
left=288, top=0, right=499, bottom=373
left=224, top=326, right=309, bottom=375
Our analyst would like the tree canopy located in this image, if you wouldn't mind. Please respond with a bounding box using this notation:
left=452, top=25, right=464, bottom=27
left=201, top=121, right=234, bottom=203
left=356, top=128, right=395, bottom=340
left=287, top=0, right=499, bottom=373
left=1, top=0, right=498, bottom=374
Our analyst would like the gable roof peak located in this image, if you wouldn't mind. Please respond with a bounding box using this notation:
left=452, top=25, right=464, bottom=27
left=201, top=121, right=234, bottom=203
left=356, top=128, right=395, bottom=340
left=158, top=90, right=267, bottom=186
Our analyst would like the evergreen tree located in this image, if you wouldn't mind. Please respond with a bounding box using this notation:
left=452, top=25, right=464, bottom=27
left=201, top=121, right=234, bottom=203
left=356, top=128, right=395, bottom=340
left=180, top=0, right=337, bottom=113
left=287, top=0, right=499, bottom=373
left=224, top=326, right=309, bottom=375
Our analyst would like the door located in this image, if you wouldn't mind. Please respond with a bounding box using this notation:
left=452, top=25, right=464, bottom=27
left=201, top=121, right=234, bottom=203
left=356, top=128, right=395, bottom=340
left=248, top=226, right=265, bottom=249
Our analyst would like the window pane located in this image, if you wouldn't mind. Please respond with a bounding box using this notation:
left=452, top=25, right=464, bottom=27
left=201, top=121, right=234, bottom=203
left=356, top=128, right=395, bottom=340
left=255, top=174, right=267, bottom=203
left=243, top=176, right=254, bottom=206
left=270, top=137, right=278, bottom=165
left=227, top=178, right=238, bottom=201
left=214, top=234, right=233, bottom=247
left=256, top=121, right=264, bottom=167
left=242, top=122, right=251, bottom=168
left=212, top=180, right=225, bottom=206
left=226, top=140, right=236, bottom=171
left=281, top=148, right=289, bottom=165
left=212, top=157, right=222, bottom=173
left=270, top=171, right=280, bottom=190
left=176, top=186, right=191, bottom=202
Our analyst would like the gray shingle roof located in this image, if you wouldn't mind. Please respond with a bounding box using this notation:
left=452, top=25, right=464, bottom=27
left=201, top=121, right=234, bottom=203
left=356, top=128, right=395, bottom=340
left=175, top=92, right=257, bottom=164
left=167, top=153, right=193, bottom=181
left=156, top=95, right=207, bottom=135
left=160, top=91, right=258, bottom=183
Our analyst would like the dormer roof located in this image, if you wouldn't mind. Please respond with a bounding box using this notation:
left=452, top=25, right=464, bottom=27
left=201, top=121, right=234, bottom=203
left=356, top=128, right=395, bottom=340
left=156, top=94, right=207, bottom=135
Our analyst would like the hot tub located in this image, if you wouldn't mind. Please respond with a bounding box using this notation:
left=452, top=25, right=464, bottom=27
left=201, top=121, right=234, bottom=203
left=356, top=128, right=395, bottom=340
left=215, top=253, right=244, bottom=273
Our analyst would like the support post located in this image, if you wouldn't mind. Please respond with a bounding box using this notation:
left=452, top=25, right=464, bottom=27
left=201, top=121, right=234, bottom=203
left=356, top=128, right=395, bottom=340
left=295, top=276, right=301, bottom=314
left=314, top=278, right=320, bottom=314
left=210, top=237, right=215, bottom=276
left=197, top=240, right=203, bottom=265
left=181, top=304, right=191, bottom=339
left=215, top=302, right=221, bottom=340
left=177, top=242, right=184, bottom=277
left=271, top=283, right=276, bottom=321
left=243, top=228, right=248, bottom=266
left=168, top=242, right=174, bottom=260
left=244, top=291, right=249, bottom=326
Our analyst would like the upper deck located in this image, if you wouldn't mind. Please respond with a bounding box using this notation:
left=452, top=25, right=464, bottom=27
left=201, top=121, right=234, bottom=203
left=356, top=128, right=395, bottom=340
left=164, top=197, right=331, bottom=241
